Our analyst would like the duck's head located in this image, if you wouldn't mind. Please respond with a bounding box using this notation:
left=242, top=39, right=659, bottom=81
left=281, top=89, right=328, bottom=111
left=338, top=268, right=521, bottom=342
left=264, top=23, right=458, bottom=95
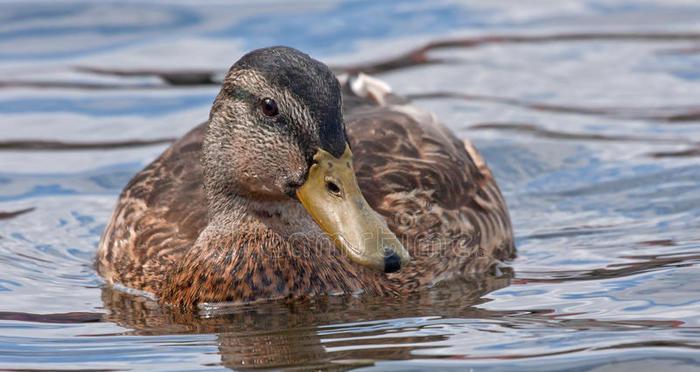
left=203, top=46, right=410, bottom=273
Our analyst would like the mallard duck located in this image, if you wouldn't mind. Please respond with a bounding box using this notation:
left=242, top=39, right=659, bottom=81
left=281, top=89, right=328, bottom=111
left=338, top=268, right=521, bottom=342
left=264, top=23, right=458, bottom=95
left=96, top=46, right=514, bottom=308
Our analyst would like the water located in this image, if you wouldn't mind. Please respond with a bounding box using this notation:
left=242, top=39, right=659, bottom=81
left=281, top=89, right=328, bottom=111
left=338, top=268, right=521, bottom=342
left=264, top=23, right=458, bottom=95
left=2, top=1, right=700, bottom=370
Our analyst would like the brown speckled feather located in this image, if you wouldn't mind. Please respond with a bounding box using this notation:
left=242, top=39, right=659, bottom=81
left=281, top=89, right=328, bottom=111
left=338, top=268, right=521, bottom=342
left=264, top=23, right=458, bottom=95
left=347, top=100, right=515, bottom=276
left=97, top=126, right=208, bottom=292
left=96, top=73, right=514, bottom=307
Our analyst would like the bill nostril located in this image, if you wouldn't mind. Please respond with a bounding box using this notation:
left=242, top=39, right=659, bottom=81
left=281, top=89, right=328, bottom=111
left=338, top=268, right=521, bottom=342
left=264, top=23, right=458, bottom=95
left=325, top=180, right=342, bottom=196
left=384, top=251, right=401, bottom=273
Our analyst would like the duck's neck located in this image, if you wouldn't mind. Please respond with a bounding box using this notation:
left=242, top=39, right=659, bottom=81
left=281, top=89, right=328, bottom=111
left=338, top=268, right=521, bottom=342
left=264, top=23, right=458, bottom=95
left=160, top=194, right=381, bottom=307
left=210, top=195, right=321, bottom=238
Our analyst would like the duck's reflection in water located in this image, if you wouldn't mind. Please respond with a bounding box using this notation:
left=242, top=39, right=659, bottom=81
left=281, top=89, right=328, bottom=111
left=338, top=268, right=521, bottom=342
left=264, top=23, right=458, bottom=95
left=100, top=273, right=512, bottom=370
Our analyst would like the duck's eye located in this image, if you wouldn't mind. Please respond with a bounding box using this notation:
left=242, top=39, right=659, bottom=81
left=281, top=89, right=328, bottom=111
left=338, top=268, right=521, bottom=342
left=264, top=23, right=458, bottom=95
left=260, top=98, right=279, bottom=117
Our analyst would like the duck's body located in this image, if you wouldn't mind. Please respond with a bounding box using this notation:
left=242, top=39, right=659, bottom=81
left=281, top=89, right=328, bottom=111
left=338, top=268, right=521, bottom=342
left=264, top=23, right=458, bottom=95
left=97, top=48, right=514, bottom=307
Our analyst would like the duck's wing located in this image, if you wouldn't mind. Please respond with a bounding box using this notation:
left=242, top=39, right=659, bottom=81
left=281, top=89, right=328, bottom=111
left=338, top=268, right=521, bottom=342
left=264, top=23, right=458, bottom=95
left=96, top=124, right=209, bottom=292
left=341, top=74, right=515, bottom=274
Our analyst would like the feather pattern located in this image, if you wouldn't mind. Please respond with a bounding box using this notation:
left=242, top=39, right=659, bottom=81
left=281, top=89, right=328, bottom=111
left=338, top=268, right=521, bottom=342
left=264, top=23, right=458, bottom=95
left=96, top=73, right=514, bottom=307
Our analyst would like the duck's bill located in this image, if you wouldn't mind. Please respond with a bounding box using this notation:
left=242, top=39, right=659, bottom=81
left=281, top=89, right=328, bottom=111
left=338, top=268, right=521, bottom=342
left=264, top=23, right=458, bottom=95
left=295, top=144, right=410, bottom=273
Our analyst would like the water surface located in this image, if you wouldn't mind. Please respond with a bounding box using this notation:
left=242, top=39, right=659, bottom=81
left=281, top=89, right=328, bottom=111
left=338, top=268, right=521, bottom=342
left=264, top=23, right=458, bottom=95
left=2, top=1, right=700, bottom=370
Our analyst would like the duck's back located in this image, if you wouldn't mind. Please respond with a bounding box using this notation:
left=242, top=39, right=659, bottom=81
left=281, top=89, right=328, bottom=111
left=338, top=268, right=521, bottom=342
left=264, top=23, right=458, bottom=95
left=343, top=75, right=514, bottom=281
left=97, top=74, right=514, bottom=295
left=97, top=124, right=208, bottom=292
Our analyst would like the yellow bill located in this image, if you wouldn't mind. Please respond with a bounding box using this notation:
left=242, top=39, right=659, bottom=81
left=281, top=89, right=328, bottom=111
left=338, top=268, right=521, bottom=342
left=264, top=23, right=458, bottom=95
left=296, top=144, right=410, bottom=273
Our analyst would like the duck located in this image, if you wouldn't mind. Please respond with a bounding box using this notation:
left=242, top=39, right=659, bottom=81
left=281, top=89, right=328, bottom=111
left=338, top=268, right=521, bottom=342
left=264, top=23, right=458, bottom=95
left=96, top=46, right=515, bottom=308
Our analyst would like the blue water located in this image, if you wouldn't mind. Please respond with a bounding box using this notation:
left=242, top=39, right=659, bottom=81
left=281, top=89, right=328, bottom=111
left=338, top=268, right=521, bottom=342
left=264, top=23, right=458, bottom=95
left=2, top=1, right=700, bottom=370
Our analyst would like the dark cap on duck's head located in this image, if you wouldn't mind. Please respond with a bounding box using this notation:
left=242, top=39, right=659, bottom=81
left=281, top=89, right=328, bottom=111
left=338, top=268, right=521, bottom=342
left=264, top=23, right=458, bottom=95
left=229, top=46, right=345, bottom=158
left=233, top=47, right=346, bottom=158
left=204, top=46, right=410, bottom=274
